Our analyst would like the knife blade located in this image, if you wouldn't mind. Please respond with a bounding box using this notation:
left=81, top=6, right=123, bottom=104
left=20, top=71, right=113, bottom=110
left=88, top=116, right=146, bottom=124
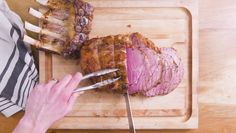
left=124, top=91, right=136, bottom=133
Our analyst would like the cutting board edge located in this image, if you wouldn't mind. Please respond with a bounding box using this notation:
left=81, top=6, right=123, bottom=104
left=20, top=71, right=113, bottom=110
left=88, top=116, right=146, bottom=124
left=38, top=0, right=199, bottom=129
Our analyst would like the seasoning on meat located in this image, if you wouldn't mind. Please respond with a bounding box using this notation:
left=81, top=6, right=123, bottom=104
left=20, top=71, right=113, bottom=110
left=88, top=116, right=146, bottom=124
left=80, top=33, right=184, bottom=96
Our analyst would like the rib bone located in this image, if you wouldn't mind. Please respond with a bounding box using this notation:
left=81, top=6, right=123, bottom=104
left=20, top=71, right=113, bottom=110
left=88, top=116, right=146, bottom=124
left=36, top=0, right=48, bottom=6
left=25, top=21, right=64, bottom=40
left=23, top=35, right=62, bottom=53
left=29, top=8, right=64, bottom=25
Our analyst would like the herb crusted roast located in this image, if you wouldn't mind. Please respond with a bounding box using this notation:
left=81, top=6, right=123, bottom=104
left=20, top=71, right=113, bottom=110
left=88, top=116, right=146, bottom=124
left=31, top=0, right=183, bottom=97
left=79, top=33, right=184, bottom=96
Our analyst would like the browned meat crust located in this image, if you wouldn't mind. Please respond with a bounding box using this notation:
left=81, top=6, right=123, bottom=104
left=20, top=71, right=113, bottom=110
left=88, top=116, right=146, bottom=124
left=80, top=33, right=184, bottom=96
left=80, top=34, right=131, bottom=93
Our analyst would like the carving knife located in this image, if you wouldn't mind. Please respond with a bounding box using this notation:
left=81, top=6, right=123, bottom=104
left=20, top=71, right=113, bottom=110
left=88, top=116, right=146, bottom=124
left=124, top=91, right=136, bottom=133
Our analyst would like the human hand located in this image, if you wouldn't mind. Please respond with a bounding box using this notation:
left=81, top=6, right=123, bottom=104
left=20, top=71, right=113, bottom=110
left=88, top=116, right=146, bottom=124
left=13, top=72, right=83, bottom=133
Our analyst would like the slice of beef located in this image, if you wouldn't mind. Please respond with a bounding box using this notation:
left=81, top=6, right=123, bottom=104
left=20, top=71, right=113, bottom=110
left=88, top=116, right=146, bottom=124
left=79, top=38, right=102, bottom=77
left=97, top=36, right=116, bottom=91
left=142, top=48, right=184, bottom=96
left=127, top=33, right=162, bottom=94
left=79, top=33, right=184, bottom=96
left=113, top=35, right=130, bottom=93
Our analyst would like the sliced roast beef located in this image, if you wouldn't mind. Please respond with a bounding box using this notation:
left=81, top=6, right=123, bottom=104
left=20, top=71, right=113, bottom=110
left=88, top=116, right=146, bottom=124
left=142, top=48, right=184, bottom=96
left=79, top=33, right=184, bottom=96
left=127, top=33, right=163, bottom=94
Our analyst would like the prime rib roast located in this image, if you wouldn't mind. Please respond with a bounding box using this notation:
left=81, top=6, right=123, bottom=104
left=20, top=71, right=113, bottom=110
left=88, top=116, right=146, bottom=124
left=40, top=0, right=94, bottom=58
left=34, top=0, right=184, bottom=96
left=79, top=33, right=184, bottom=96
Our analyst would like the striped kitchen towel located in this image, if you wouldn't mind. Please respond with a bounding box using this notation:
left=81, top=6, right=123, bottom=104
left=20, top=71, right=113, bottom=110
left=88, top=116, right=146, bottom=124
left=0, top=0, right=38, bottom=117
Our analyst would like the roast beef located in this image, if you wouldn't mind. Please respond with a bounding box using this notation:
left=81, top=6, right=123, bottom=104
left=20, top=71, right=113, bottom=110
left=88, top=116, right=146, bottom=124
left=142, top=47, right=184, bottom=96
left=79, top=33, right=184, bottom=96
left=40, top=0, right=94, bottom=58
left=80, top=35, right=130, bottom=93
left=127, top=33, right=162, bottom=94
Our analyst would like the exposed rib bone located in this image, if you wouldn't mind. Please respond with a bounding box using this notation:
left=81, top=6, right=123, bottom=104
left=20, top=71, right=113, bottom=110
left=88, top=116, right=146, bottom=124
left=29, top=8, right=64, bottom=25
left=23, top=34, right=62, bottom=53
left=23, top=35, right=41, bottom=47
left=36, top=0, right=48, bottom=6
left=25, top=21, right=64, bottom=40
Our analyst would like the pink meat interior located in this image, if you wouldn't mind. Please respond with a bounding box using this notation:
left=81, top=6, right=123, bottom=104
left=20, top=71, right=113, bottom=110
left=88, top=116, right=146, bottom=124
left=126, top=34, right=184, bottom=96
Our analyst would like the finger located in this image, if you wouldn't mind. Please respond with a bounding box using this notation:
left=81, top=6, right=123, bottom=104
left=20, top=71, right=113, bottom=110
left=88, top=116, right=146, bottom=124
left=45, top=79, right=57, bottom=88
left=45, top=79, right=57, bottom=89
left=34, top=84, right=44, bottom=90
left=44, top=79, right=58, bottom=95
left=66, top=92, right=80, bottom=113
left=51, top=74, right=72, bottom=95
left=28, top=83, right=44, bottom=101
left=63, top=72, right=82, bottom=98
left=27, top=84, right=45, bottom=105
left=33, top=84, right=45, bottom=95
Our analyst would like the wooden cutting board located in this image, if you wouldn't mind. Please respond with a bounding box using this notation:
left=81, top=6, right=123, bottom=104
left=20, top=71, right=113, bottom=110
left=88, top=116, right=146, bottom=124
left=39, top=0, right=198, bottom=129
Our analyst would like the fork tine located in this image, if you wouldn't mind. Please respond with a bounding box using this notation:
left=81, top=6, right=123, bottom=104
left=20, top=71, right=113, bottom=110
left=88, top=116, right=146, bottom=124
left=73, top=77, right=120, bottom=93
left=81, top=68, right=119, bottom=80
left=29, top=8, right=64, bottom=25
left=25, top=21, right=65, bottom=40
